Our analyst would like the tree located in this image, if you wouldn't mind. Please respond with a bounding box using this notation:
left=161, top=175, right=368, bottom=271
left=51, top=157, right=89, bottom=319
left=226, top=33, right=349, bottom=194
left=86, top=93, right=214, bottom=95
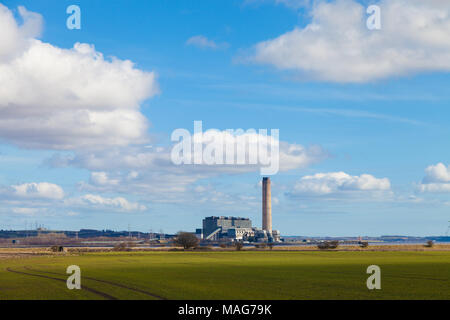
left=175, top=232, right=199, bottom=250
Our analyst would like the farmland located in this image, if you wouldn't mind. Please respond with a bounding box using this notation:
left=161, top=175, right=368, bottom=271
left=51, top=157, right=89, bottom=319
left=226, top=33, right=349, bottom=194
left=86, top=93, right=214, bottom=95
left=0, top=250, right=449, bottom=300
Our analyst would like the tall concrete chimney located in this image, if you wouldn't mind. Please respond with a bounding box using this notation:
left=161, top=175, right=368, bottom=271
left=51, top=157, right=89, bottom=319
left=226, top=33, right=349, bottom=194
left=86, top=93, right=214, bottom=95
left=262, top=177, right=272, bottom=233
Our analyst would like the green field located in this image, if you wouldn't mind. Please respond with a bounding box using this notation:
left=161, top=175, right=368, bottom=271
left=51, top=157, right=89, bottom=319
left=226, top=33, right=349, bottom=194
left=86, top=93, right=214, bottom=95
left=1, top=251, right=449, bottom=300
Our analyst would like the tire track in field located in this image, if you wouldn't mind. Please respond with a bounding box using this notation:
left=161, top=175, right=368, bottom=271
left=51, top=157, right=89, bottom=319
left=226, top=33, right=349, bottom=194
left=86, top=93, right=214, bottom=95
left=381, top=273, right=449, bottom=282
left=24, top=266, right=167, bottom=300
left=320, top=269, right=448, bottom=282
left=6, top=267, right=117, bottom=300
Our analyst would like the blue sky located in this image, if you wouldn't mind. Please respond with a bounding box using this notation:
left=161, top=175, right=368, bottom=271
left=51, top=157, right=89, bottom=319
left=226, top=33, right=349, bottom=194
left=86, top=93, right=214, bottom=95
left=1, top=0, right=450, bottom=236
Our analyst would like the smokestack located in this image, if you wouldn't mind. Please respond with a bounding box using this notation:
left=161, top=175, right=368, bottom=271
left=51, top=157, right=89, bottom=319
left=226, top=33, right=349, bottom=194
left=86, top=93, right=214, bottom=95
left=262, top=177, right=272, bottom=233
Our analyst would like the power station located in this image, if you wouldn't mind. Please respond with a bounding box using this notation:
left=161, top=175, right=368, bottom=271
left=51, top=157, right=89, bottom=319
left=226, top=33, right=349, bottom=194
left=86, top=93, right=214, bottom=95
left=197, top=177, right=281, bottom=243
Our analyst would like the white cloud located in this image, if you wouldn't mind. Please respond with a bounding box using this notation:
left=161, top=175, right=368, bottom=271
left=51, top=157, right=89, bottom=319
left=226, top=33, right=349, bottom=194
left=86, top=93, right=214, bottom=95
left=278, top=143, right=326, bottom=171
left=89, top=172, right=120, bottom=187
left=0, top=5, right=42, bottom=60
left=66, top=194, right=146, bottom=212
left=175, top=130, right=326, bottom=174
left=290, top=171, right=391, bottom=197
left=12, top=207, right=40, bottom=215
left=11, top=182, right=65, bottom=200
left=418, top=163, right=450, bottom=193
left=249, top=0, right=450, bottom=83
left=422, top=163, right=450, bottom=183
left=48, top=130, right=327, bottom=197
left=0, top=4, right=158, bottom=150
left=186, top=35, right=228, bottom=49
left=418, top=183, right=450, bottom=193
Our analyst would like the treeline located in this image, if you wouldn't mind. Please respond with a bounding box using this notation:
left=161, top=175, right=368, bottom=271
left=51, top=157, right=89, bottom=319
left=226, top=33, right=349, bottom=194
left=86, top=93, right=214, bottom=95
left=0, top=229, right=157, bottom=239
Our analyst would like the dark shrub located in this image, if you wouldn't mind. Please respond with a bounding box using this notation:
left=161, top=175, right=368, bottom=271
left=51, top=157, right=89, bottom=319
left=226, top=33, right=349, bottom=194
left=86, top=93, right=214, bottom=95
left=113, top=242, right=130, bottom=251
left=194, top=246, right=213, bottom=251
left=359, top=241, right=369, bottom=248
left=318, top=241, right=339, bottom=250
left=174, top=232, right=199, bottom=250
left=424, top=240, right=434, bottom=248
left=50, top=245, right=64, bottom=252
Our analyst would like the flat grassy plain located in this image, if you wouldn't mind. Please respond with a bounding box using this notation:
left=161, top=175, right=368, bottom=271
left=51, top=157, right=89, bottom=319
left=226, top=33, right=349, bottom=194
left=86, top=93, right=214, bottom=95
left=0, top=251, right=449, bottom=300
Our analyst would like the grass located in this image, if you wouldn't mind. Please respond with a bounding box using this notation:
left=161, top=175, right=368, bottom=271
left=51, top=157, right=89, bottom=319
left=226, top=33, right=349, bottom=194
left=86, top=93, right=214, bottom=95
left=0, top=251, right=449, bottom=300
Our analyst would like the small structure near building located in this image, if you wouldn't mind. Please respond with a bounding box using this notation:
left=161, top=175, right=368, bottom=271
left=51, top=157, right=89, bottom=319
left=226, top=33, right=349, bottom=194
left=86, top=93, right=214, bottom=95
left=50, top=245, right=65, bottom=253
left=227, top=228, right=254, bottom=241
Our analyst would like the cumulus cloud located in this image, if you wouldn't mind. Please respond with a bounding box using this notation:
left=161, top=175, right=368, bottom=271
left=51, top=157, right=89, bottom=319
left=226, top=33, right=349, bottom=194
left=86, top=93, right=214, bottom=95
left=418, top=163, right=450, bottom=193
left=278, top=143, right=326, bottom=171
left=418, top=183, right=450, bottom=193
left=48, top=129, right=327, bottom=197
left=66, top=194, right=146, bottom=212
left=0, top=5, right=42, bottom=60
left=89, top=172, right=120, bottom=187
left=0, top=4, right=158, bottom=150
left=186, top=35, right=228, bottom=50
left=249, top=0, right=450, bottom=83
left=422, top=163, right=450, bottom=183
left=169, top=128, right=327, bottom=175
left=12, top=207, right=40, bottom=215
left=289, top=171, right=391, bottom=197
left=1, top=185, right=145, bottom=216
left=0, top=182, right=64, bottom=217
left=11, top=182, right=64, bottom=200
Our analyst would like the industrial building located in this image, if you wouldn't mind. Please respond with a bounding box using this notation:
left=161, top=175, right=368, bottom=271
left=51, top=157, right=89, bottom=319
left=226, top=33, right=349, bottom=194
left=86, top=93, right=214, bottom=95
left=197, top=177, right=281, bottom=243
left=202, top=216, right=252, bottom=241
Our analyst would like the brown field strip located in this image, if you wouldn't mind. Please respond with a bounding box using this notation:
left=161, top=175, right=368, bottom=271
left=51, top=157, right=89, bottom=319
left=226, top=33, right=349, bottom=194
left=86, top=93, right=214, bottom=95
left=6, top=267, right=118, bottom=300
left=24, top=266, right=167, bottom=300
